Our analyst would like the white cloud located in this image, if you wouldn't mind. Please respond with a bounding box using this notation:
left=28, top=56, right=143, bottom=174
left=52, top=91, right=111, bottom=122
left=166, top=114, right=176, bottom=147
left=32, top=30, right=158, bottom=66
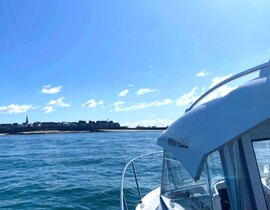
left=0, top=104, right=34, bottom=114
left=196, top=70, right=211, bottom=77
left=114, top=101, right=125, bottom=106
left=113, top=101, right=125, bottom=112
left=42, top=106, right=54, bottom=114
left=155, top=99, right=173, bottom=106
left=176, top=87, right=200, bottom=106
left=41, top=84, right=62, bottom=94
left=129, top=84, right=134, bottom=87
left=82, top=99, right=96, bottom=108
left=97, top=100, right=104, bottom=105
left=47, top=97, right=70, bottom=107
left=136, top=88, right=157, bottom=96
left=42, top=97, right=70, bottom=114
left=201, top=85, right=237, bottom=104
left=82, top=99, right=104, bottom=108
left=118, top=89, right=129, bottom=97
left=113, top=98, right=173, bottom=112
left=209, top=74, right=233, bottom=88
left=200, top=74, right=236, bottom=103
left=176, top=74, right=237, bottom=107
left=123, top=118, right=173, bottom=128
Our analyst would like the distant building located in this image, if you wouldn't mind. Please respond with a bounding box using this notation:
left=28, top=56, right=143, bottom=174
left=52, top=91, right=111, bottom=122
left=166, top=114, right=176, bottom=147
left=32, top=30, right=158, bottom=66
left=78, top=120, right=87, bottom=125
left=40, top=122, right=57, bottom=129
left=89, top=121, right=97, bottom=129
left=108, top=121, right=120, bottom=128
left=96, top=120, right=120, bottom=129
left=96, top=121, right=108, bottom=129
left=23, top=115, right=29, bottom=126
left=33, top=122, right=41, bottom=127
left=0, top=118, right=124, bottom=134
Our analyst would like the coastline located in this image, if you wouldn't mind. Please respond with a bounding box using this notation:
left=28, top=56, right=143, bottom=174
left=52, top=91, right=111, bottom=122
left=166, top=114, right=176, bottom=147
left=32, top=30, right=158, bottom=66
left=0, top=130, right=93, bottom=136
left=0, top=128, right=165, bottom=136
left=100, top=129, right=164, bottom=132
left=18, top=130, right=92, bottom=135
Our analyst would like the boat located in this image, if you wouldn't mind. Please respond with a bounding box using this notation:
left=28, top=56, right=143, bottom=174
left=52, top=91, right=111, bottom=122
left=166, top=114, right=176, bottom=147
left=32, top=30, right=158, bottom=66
left=121, top=60, right=270, bottom=210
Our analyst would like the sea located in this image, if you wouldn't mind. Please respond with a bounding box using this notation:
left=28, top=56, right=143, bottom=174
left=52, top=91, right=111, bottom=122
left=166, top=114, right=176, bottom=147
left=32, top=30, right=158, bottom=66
left=0, top=131, right=163, bottom=210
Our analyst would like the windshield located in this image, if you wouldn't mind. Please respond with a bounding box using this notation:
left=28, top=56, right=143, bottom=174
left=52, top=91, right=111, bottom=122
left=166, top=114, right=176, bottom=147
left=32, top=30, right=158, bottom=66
left=160, top=150, right=233, bottom=210
left=253, top=139, right=270, bottom=208
left=161, top=150, right=212, bottom=210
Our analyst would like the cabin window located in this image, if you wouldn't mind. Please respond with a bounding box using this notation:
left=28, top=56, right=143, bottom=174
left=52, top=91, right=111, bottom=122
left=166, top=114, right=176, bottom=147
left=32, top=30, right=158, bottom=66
left=161, top=151, right=212, bottom=210
left=207, top=151, right=230, bottom=210
left=220, top=139, right=256, bottom=209
left=253, top=139, right=270, bottom=208
left=207, top=151, right=225, bottom=186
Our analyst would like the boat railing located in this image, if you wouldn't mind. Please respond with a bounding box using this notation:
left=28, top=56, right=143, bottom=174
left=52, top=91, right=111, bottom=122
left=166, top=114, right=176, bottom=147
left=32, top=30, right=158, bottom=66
left=186, top=61, right=269, bottom=113
left=120, top=151, right=163, bottom=210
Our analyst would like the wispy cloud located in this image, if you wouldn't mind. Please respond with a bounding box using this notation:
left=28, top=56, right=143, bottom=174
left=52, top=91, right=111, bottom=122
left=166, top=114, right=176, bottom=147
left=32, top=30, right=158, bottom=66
left=209, top=74, right=233, bottom=88
left=113, top=101, right=125, bottom=112
left=155, top=99, right=173, bottom=106
left=42, top=97, right=70, bottom=114
left=129, top=84, right=134, bottom=87
left=123, top=118, right=173, bottom=128
left=113, top=98, right=173, bottom=112
left=201, top=85, right=237, bottom=104
left=82, top=99, right=104, bottom=108
left=196, top=70, right=211, bottom=77
left=176, top=87, right=200, bottom=106
left=200, top=74, right=237, bottom=103
left=118, top=89, right=129, bottom=97
left=97, top=100, right=104, bottom=105
left=136, top=88, right=157, bottom=96
left=41, top=106, right=54, bottom=114
left=0, top=104, right=34, bottom=114
left=41, top=84, right=62, bottom=94
left=47, top=97, right=70, bottom=107
left=82, top=99, right=96, bottom=108
left=176, top=73, right=236, bottom=107
left=148, top=65, right=153, bottom=70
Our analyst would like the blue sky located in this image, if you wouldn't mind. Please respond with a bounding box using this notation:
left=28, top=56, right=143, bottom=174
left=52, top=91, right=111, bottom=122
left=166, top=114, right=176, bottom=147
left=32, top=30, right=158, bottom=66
left=1, top=0, right=270, bottom=127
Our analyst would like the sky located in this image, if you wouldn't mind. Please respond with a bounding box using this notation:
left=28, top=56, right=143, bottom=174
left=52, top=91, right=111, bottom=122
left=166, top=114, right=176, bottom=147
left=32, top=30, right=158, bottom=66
left=1, top=0, right=270, bottom=127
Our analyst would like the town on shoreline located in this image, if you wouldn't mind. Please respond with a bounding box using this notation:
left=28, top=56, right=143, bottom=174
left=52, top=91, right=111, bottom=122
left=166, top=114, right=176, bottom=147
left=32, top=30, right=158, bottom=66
left=0, top=116, right=168, bottom=135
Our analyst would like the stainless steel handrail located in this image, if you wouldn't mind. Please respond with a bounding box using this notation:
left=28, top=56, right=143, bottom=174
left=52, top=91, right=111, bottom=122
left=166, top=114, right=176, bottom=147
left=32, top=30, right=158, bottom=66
left=120, top=151, right=163, bottom=210
left=185, top=62, right=269, bottom=113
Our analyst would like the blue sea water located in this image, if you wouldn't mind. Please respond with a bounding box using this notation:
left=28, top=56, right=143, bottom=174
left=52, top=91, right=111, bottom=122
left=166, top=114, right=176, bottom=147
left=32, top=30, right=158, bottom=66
left=0, top=131, right=163, bottom=210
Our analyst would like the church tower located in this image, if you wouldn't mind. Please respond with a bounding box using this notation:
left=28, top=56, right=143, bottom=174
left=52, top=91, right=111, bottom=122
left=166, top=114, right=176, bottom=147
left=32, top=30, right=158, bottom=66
left=26, top=115, right=29, bottom=125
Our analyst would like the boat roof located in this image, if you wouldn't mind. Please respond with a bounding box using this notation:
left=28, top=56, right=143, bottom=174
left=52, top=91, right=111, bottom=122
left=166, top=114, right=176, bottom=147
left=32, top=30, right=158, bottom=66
left=157, top=60, right=270, bottom=180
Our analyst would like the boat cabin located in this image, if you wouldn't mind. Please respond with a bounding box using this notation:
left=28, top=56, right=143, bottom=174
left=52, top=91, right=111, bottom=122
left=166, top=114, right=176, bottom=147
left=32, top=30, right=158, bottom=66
left=157, top=61, right=270, bottom=210
left=159, top=121, right=270, bottom=210
left=121, top=60, right=270, bottom=210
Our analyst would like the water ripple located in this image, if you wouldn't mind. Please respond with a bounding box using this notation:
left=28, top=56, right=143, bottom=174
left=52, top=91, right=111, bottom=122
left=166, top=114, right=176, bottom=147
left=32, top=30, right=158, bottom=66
left=0, top=131, right=162, bottom=209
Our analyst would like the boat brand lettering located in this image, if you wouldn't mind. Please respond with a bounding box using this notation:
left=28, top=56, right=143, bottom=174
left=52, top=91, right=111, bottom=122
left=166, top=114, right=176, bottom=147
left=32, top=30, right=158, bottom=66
left=167, top=137, right=189, bottom=149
